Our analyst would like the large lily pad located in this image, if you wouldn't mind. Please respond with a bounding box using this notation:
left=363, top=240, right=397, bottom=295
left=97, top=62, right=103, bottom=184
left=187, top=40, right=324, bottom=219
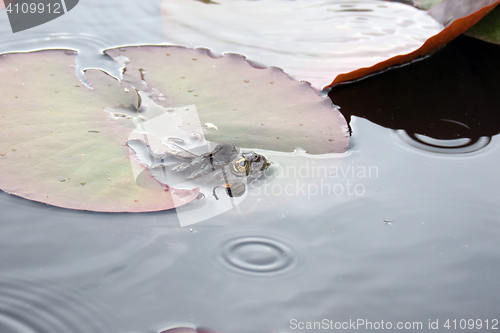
left=0, top=50, right=200, bottom=212
left=105, top=46, right=349, bottom=154
left=412, top=0, right=500, bottom=45
left=466, top=5, right=500, bottom=44
left=161, top=0, right=443, bottom=90
left=333, top=0, right=500, bottom=86
left=413, top=0, right=500, bottom=45
left=0, top=47, right=348, bottom=212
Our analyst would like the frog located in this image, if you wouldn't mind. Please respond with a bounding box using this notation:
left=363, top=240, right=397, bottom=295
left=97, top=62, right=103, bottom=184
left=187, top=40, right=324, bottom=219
left=151, top=142, right=270, bottom=199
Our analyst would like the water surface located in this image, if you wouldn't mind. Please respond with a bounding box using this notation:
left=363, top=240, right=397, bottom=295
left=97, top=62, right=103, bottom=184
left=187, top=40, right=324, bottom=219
left=1, top=1, right=500, bottom=332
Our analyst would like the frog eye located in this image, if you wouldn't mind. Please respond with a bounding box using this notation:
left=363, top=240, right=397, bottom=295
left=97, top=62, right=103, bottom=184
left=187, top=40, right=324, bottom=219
left=232, top=157, right=249, bottom=176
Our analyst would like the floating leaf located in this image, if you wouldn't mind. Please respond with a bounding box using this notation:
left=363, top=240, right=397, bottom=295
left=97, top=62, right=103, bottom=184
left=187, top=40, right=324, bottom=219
left=427, top=0, right=499, bottom=26
left=105, top=46, right=349, bottom=154
left=161, top=0, right=443, bottom=90
left=466, top=5, right=500, bottom=45
left=412, top=0, right=442, bottom=10
left=0, top=50, right=200, bottom=212
left=333, top=0, right=500, bottom=86
left=397, top=0, right=500, bottom=48
left=0, top=47, right=348, bottom=212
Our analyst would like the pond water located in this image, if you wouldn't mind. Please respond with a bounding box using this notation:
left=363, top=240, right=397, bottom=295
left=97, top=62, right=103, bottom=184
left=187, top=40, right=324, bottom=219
left=1, top=1, right=500, bottom=333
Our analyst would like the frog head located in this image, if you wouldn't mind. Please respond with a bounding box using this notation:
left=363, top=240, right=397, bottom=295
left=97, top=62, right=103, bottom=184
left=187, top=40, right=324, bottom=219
left=230, top=151, right=270, bottom=182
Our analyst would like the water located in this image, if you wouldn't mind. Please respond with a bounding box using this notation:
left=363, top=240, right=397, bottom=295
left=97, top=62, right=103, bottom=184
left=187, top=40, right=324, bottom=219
left=161, top=0, right=443, bottom=89
left=1, top=1, right=500, bottom=332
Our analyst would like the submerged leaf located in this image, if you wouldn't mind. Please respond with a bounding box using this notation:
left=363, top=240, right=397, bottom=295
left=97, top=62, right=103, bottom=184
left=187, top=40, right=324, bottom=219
left=0, top=50, right=200, bottom=212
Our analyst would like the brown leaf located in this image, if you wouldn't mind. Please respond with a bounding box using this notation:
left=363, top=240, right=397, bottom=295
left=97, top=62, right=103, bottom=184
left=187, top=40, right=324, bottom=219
left=329, top=0, right=500, bottom=87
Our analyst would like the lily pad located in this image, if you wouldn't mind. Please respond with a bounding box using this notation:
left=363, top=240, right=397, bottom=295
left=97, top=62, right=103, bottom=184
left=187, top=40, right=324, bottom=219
left=0, top=50, right=200, bottom=212
left=161, top=0, right=443, bottom=90
left=333, top=0, right=500, bottom=86
left=413, top=0, right=500, bottom=45
left=0, top=47, right=348, bottom=212
left=412, top=0, right=442, bottom=10
left=105, top=46, right=349, bottom=154
left=466, top=5, right=500, bottom=45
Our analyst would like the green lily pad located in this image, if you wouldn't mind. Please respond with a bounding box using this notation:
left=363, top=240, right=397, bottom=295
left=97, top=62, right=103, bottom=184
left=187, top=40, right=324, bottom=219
left=413, top=0, right=500, bottom=45
left=105, top=46, right=349, bottom=154
left=0, top=50, right=200, bottom=212
left=412, top=0, right=442, bottom=10
left=466, top=5, right=500, bottom=44
left=0, top=47, right=348, bottom=212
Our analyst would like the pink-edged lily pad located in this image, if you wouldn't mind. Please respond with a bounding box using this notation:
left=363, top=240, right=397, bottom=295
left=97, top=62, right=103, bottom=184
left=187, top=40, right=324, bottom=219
left=106, top=46, right=349, bottom=154
left=0, top=47, right=348, bottom=212
left=0, top=50, right=199, bottom=212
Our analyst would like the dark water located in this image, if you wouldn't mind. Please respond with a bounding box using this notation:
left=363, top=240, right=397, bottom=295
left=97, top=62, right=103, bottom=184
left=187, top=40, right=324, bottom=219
left=1, top=1, right=500, bottom=333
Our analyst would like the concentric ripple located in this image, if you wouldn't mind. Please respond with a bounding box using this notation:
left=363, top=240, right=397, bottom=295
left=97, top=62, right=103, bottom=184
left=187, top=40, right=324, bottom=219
left=0, top=275, right=116, bottom=333
left=217, top=236, right=298, bottom=276
left=395, top=130, right=491, bottom=154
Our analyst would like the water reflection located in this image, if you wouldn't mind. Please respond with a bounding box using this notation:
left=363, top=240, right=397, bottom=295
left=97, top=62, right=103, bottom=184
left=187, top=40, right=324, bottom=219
left=329, top=35, right=500, bottom=154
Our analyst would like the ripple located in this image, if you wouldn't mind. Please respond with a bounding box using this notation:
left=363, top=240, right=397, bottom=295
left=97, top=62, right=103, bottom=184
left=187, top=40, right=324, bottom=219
left=0, top=275, right=116, bottom=333
left=218, top=236, right=297, bottom=276
left=395, top=129, right=491, bottom=155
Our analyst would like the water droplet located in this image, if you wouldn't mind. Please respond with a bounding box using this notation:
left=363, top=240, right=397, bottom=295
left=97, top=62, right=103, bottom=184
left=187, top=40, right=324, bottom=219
left=189, top=228, right=193, bottom=232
